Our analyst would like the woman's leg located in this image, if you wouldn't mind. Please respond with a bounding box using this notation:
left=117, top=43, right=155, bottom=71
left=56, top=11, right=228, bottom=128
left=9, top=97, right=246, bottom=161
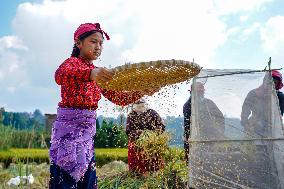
left=49, top=157, right=97, bottom=189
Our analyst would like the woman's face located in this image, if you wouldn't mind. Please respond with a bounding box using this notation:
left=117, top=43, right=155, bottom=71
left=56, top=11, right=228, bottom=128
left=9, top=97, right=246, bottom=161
left=273, top=77, right=282, bottom=90
left=133, top=103, right=146, bottom=112
left=77, top=32, right=103, bottom=61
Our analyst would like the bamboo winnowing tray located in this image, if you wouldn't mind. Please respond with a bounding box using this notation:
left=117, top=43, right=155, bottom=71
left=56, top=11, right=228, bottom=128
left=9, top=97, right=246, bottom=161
left=98, top=59, right=201, bottom=91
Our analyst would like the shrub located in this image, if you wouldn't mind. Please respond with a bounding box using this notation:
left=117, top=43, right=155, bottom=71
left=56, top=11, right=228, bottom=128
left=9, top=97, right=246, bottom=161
left=0, top=125, right=14, bottom=150
left=0, top=124, right=50, bottom=149
left=95, top=120, right=128, bottom=148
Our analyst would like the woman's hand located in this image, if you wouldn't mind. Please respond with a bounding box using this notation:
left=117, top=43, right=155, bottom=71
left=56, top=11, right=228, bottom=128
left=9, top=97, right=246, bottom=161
left=90, top=67, right=114, bottom=83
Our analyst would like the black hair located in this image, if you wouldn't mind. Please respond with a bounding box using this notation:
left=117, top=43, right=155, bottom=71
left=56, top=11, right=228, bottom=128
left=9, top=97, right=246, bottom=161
left=272, top=76, right=281, bottom=81
left=71, top=30, right=104, bottom=57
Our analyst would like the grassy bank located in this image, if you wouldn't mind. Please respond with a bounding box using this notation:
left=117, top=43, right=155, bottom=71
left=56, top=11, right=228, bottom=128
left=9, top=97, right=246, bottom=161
left=0, top=148, right=128, bottom=168
left=0, top=148, right=186, bottom=189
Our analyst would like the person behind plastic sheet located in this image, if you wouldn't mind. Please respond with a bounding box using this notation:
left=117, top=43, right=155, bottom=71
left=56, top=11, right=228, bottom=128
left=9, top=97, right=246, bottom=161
left=126, top=98, right=165, bottom=175
left=272, top=70, right=284, bottom=115
left=241, top=70, right=284, bottom=138
left=183, top=82, right=225, bottom=163
left=49, top=23, right=158, bottom=189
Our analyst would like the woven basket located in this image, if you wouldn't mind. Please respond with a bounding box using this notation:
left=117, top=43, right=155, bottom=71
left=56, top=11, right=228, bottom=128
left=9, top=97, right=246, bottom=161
left=98, top=59, right=201, bottom=91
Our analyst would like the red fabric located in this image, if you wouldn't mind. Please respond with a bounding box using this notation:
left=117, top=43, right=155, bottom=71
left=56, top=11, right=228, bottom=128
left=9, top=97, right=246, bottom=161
left=55, top=56, right=142, bottom=109
left=128, top=141, right=164, bottom=174
left=272, top=70, right=283, bottom=90
left=74, top=23, right=110, bottom=41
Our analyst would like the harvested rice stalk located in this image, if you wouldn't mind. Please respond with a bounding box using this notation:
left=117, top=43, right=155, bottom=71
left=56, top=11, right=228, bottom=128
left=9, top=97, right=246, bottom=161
left=135, top=130, right=171, bottom=162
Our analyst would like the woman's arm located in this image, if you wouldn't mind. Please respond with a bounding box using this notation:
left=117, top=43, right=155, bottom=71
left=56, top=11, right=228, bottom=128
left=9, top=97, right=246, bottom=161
left=101, top=87, right=160, bottom=107
left=102, top=89, right=143, bottom=107
left=55, top=58, right=93, bottom=85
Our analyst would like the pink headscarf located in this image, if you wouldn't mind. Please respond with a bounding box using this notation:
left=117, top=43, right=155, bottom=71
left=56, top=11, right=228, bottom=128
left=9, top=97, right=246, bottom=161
left=255, top=70, right=283, bottom=96
left=272, top=70, right=283, bottom=90
left=74, top=23, right=110, bottom=41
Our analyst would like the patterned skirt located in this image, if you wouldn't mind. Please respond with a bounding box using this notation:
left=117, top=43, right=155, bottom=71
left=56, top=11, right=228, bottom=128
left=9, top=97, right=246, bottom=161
left=49, top=107, right=97, bottom=188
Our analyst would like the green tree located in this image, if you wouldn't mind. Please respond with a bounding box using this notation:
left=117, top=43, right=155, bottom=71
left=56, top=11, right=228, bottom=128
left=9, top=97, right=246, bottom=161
left=33, top=109, right=45, bottom=125
left=95, top=119, right=128, bottom=148
left=96, top=119, right=100, bottom=131
left=13, top=112, right=30, bottom=129
left=96, top=119, right=111, bottom=148
left=113, top=125, right=128, bottom=148
left=3, top=112, right=13, bottom=126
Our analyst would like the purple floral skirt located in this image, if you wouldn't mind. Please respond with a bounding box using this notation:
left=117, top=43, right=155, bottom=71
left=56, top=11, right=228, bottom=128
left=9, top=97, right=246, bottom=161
left=49, top=107, right=97, bottom=188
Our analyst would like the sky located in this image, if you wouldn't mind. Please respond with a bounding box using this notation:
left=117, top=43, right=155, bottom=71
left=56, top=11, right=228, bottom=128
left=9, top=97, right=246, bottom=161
left=0, top=0, right=284, bottom=118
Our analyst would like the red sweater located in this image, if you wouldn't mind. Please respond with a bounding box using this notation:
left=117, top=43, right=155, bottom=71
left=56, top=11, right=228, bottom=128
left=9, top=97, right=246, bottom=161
left=55, top=56, right=142, bottom=110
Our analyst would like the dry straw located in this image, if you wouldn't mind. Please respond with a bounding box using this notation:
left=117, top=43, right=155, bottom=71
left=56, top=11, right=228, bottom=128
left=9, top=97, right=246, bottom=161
left=135, top=130, right=171, bottom=162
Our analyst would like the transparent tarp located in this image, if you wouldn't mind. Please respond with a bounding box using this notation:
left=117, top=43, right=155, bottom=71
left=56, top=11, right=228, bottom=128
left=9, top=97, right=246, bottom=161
left=188, top=69, right=284, bottom=189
